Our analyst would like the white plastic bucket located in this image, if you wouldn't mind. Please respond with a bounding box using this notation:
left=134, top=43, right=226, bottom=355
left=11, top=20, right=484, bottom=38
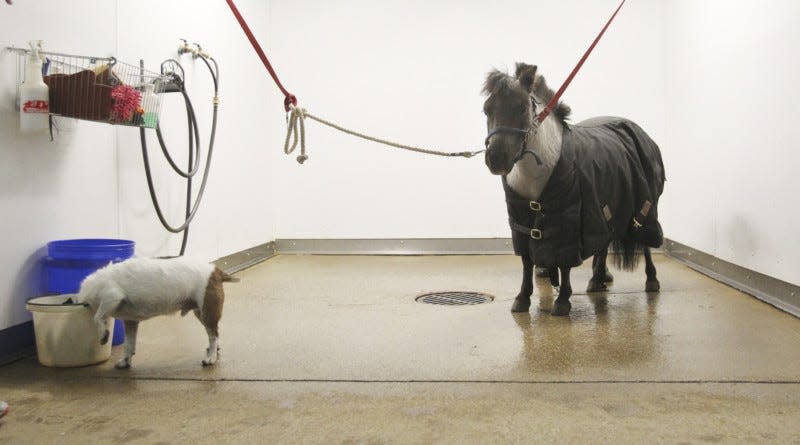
left=26, top=295, right=112, bottom=367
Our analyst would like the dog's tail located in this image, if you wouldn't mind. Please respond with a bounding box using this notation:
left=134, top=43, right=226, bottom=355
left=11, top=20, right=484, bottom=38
left=221, top=271, right=240, bottom=283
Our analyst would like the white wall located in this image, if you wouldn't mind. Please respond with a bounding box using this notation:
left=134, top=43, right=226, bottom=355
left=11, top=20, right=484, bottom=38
left=661, top=0, right=800, bottom=286
left=0, top=0, right=277, bottom=331
left=0, top=1, right=119, bottom=330
left=269, top=0, right=666, bottom=238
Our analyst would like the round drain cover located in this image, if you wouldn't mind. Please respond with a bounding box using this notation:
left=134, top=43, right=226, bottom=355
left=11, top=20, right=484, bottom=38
left=416, top=291, right=493, bottom=305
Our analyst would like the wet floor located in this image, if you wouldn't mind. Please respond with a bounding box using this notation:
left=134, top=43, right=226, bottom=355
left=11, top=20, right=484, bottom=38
left=1, top=254, right=799, bottom=443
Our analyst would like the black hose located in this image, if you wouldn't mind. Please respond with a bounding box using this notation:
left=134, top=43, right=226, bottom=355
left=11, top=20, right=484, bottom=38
left=154, top=89, right=201, bottom=178
left=139, top=104, right=218, bottom=234
left=179, top=58, right=219, bottom=254
left=140, top=55, right=220, bottom=255
left=179, top=94, right=195, bottom=255
left=154, top=63, right=201, bottom=180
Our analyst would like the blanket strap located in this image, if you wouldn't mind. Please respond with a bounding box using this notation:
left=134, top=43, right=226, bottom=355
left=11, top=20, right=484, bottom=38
left=505, top=197, right=545, bottom=212
left=509, top=219, right=557, bottom=240
left=632, top=200, right=652, bottom=228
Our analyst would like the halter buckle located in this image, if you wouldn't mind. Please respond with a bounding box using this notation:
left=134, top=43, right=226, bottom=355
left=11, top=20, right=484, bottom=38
left=530, top=229, right=542, bottom=240
left=529, top=201, right=542, bottom=212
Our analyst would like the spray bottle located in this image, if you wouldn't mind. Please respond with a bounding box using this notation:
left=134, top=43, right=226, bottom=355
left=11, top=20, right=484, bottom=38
left=141, top=83, right=160, bottom=128
left=19, top=40, right=50, bottom=133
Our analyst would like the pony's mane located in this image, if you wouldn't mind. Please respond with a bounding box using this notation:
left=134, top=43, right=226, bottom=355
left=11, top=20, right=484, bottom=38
left=482, top=67, right=572, bottom=124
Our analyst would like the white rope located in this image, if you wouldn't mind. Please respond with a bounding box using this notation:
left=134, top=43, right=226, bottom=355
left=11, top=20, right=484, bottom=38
left=283, top=105, right=484, bottom=164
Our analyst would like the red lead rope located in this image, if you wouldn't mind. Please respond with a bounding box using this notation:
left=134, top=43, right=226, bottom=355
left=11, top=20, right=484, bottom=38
left=226, top=0, right=625, bottom=117
left=536, top=0, right=626, bottom=124
left=224, top=0, right=297, bottom=111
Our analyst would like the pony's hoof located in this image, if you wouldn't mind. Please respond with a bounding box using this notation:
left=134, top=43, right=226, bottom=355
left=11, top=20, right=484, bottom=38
left=511, top=298, right=531, bottom=313
left=114, top=358, right=131, bottom=369
left=586, top=278, right=608, bottom=293
left=645, top=279, right=661, bottom=293
left=202, top=358, right=217, bottom=367
left=551, top=301, right=571, bottom=316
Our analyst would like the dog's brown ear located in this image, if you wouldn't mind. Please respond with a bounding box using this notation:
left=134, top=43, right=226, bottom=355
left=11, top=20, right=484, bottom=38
left=516, top=63, right=538, bottom=93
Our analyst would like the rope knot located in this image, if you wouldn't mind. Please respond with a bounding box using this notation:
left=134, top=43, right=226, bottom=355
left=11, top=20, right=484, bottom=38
left=284, top=105, right=308, bottom=164
left=283, top=94, right=298, bottom=112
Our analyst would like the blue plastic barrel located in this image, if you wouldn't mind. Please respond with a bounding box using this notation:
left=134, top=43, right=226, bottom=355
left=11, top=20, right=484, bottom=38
left=44, top=239, right=135, bottom=346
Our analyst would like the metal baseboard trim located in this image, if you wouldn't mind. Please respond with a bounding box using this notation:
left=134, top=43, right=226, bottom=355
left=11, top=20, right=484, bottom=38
left=275, top=238, right=515, bottom=255
left=663, top=238, right=799, bottom=318
left=273, top=238, right=661, bottom=256
left=207, top=238, right=799, bottom=320
left=214, top=242, right=277, bottom=274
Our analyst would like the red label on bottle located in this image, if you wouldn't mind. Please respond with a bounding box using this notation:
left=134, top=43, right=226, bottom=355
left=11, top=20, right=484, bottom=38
left=23, top=100, right=49, bottom=113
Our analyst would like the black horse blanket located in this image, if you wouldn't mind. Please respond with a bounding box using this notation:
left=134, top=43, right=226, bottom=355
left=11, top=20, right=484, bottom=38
left=503, top=117, right=665, bottom=268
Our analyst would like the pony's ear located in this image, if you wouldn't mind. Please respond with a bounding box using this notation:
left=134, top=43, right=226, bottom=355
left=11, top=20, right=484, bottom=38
left=515, top=63, right=538, bottom=93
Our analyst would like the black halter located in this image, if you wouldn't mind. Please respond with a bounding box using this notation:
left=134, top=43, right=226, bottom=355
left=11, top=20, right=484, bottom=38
left=484, top=98, right=543, bottom=165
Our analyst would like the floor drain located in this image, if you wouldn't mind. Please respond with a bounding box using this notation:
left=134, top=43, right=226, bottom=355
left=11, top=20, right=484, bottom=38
left=416, top=291, right=493, bottom=306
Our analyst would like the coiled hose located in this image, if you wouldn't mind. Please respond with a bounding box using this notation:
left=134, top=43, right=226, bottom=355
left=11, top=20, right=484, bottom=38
left=139, top=56, right=219, bottom=256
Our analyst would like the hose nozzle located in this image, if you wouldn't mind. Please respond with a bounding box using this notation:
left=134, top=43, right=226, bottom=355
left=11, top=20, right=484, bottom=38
left=192, top=43, right=210, bottom=59
left=178, top=39, right=195, bottom=56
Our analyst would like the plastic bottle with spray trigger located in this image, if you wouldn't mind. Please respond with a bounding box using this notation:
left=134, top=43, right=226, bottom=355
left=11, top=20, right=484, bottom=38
left=19, top=40, right=50, bottom=133
left=142, top=83, right=160, bottom=128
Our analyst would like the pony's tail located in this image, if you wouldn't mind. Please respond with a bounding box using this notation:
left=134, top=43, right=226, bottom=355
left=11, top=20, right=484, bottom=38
left=611, top=237, right=642, bottom=272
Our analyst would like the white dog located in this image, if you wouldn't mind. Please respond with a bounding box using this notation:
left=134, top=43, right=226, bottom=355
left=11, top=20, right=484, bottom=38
left=77, top=257, right=238, bottom=369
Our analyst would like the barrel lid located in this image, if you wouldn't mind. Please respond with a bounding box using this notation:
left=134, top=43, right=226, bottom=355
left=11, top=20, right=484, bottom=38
left=46, top=239, right=135, bottom=260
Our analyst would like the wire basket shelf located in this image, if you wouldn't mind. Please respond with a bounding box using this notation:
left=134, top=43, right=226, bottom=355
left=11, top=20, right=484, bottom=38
left=8, top=46, right=169, bottom=128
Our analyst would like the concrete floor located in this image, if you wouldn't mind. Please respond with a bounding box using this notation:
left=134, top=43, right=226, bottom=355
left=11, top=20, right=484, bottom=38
left=1, top=254, right=800, bottom=444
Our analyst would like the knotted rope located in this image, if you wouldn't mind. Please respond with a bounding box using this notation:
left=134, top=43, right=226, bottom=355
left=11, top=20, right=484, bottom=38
left=283, top=105, right=485, bottom=164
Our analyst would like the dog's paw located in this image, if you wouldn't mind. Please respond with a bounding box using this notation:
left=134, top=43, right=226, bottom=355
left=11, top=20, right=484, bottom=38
left=202, top=349, right=220, bottom=367
left=100, top=329, right=110, bottom=345
left=114, top=358, right=131, bottom=369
